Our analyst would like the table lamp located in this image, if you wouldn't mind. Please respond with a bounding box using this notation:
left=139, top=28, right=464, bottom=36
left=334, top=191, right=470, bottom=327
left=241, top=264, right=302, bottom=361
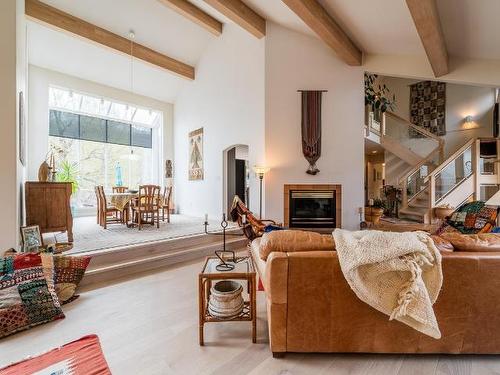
left=253, top=166, right=270, bottom=219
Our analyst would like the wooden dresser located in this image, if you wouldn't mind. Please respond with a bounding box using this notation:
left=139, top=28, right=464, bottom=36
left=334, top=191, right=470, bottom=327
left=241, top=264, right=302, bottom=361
left=25, top=182, right=73, bottom=242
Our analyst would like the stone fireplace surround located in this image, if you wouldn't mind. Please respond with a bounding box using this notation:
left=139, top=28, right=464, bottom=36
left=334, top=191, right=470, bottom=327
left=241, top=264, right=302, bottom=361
left=283, top=184, right=342, bottom=228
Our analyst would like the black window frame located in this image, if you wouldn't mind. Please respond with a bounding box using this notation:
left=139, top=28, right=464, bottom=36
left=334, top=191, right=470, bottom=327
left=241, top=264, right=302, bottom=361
left=49, top=109, right=153, bottom=149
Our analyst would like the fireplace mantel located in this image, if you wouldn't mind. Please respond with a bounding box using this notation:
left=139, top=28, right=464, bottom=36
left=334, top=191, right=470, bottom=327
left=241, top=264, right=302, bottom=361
left=284, top=184, right=342, bottom=228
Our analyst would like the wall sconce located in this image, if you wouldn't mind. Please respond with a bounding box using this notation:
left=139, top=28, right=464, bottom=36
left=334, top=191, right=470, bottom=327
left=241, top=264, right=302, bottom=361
left=463, top=115, right=475, bottom=129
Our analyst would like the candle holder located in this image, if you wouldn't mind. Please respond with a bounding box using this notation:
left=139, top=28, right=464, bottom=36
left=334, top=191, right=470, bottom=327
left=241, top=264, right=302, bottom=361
left=204, top=213, right=245, bottom=272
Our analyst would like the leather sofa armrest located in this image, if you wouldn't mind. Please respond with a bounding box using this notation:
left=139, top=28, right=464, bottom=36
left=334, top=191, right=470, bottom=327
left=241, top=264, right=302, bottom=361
left=264, top=252, right=289, bottom=354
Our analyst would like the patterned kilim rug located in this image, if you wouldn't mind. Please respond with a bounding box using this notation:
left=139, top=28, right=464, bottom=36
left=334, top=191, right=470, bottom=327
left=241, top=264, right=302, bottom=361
left=0, top=335, right=111, bottom=374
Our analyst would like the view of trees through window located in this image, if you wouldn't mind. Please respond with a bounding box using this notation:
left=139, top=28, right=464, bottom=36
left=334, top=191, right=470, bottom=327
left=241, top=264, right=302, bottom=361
left=49, top=137, right=153, bottom=209
left=48, top=87, right=160, bottom=211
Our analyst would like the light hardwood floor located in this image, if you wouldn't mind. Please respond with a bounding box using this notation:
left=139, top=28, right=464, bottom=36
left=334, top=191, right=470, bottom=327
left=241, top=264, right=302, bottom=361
left=1, top=258, right=500, bottom=374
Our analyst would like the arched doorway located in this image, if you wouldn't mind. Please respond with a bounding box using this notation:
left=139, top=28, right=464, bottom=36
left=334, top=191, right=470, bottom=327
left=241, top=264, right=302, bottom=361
left=223, top=145, right=249, bottom=218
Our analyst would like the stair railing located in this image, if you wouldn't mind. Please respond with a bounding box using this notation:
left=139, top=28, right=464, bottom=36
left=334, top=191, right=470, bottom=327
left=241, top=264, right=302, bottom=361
left=381, top=112, right=444, bottom=210
left=424, top=138, right=476, bottom=211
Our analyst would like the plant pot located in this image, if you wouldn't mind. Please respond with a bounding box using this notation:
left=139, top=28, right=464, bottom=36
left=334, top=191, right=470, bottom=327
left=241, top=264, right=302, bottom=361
left=208, top=280, right=244, bottom=319
left=365, top=206, right=384, bottom=224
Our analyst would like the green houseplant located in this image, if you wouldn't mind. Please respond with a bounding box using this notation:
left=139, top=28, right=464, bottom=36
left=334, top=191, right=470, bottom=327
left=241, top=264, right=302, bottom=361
left=56, top=160, right=79, bottom=193
left=364, top=73, right=396, bottom=122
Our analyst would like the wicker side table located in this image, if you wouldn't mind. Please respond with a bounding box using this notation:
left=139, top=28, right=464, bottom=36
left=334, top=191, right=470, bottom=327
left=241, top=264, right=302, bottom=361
left=198, top=254, right=256, bottom=346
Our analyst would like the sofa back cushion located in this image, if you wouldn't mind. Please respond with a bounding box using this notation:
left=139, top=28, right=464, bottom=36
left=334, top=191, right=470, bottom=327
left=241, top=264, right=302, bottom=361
left=440, top=232, right=500, bottom=252
left=258, top=230, right=335, bottom=260
left=430, top=235, right=454, bottom=252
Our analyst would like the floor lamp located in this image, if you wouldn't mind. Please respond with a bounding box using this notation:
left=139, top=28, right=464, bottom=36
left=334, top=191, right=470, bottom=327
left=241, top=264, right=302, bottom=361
left=253, top=166, right=270, bottom=219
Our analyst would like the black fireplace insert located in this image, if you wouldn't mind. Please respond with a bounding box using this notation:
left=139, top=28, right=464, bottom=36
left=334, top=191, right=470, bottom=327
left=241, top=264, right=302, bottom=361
left=289, top=190, right=335, bottom=228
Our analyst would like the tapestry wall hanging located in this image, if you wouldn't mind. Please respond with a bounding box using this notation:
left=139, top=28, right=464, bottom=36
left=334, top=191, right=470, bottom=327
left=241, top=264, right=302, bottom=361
left=300, top=90, right=325, bottom=175
left=189, top=127, right=204, bottom=181
left=409, top=81, right=446, bottom=137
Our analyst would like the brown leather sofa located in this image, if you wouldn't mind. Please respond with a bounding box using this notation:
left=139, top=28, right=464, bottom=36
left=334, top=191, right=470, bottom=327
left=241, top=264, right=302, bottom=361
left=250, top=234, right=500, bottom=357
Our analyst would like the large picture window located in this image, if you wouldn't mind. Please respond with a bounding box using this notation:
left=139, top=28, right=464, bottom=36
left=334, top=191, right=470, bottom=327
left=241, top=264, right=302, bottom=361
left=48, top=87, right=162, bottom=212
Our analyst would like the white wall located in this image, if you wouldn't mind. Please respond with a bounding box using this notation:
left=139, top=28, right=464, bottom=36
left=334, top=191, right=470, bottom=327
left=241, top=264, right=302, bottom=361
left=0, top=0, right=25, bottom=249
left=382, top=76, right=494, bottom=158
left=265, top=23, right=364, bottom=230
left=173, top=24, right=265, bottom=219
left=27, top=65, right=174, bottom=187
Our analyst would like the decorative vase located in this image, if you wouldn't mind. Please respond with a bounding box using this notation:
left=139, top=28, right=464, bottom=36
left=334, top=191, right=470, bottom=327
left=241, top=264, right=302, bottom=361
left=365, top=206, right=384, bottom=225
left=208, top=280, right=244, bottom=319
left=38, top=161, right=50, bottom=182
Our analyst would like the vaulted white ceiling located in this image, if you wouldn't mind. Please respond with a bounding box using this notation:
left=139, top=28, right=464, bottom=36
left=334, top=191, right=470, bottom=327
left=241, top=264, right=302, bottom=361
left=27, top=0, right=500, bottom=104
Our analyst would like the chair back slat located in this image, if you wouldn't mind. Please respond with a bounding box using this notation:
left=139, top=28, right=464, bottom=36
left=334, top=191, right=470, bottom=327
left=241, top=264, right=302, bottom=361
left=139, top=185, right=160, bottom=210
left=162, top=186, right=172, bottom=206
left=113, top=186, right=128, bottom=193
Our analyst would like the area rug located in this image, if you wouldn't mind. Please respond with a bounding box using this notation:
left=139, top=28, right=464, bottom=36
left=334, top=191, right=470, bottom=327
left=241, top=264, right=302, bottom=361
left=0, top=334, right=111, bottom=374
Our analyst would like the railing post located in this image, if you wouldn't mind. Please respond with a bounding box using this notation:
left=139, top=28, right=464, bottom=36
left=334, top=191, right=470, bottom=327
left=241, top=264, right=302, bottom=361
left=429, top=174, right=436, bottom=223
left=381, top=112, right=386, bottom=135
left=401, top=179, right=408, bottom=209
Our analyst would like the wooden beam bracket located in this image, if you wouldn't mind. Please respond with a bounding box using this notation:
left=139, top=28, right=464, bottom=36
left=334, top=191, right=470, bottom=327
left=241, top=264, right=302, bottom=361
left=282, top=0, right=362, bottom=66
left=158, top=0, right=223, bottom=36
left=406, top=0, right=448, bottom=77
left=203, top=0, right=266, bottom=39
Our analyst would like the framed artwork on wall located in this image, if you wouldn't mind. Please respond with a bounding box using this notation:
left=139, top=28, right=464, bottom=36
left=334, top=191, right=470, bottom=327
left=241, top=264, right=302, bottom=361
left=189, top=127, right=204, bottom=181
left=19, top=91, right=26, bottom=166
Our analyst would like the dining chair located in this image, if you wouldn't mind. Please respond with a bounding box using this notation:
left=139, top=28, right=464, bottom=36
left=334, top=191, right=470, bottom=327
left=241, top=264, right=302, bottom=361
left=160, top=186, right=172, bottom=223
left=132, top=185, right=160, bottom=230
left=112, top=186, right=128, bottom=193
left=94, top=186, right=102, bottom=225
left=97, top=186, right=122, bottom=229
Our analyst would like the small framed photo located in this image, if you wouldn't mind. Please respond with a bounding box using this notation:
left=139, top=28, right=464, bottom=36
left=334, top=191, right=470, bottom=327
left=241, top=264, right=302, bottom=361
left=20, top=225, right=43, bottom=252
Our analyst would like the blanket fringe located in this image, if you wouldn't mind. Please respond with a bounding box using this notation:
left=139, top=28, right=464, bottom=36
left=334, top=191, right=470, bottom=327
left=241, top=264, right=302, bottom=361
left=389, top=253, right=431, bottom=320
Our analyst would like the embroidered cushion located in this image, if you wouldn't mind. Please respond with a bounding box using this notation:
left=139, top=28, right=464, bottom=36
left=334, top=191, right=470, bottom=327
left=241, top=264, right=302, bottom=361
left=435, top=201, right=498, bottom=235
left=53, top=255, right=91, bottom=305
left=0, top=253, right=64, bottom=338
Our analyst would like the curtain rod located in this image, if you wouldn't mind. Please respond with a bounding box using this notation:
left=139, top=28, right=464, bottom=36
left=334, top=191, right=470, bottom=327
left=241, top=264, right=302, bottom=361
left=297, top=90, right=328, bottom=92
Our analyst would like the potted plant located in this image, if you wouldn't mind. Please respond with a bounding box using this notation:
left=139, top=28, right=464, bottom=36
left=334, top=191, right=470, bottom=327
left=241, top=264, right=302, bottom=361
left=365, top=198, right=386, bottom=225
left=55, top=160, right=79, bottom=215
left=364, top=73, right=396, bottom=125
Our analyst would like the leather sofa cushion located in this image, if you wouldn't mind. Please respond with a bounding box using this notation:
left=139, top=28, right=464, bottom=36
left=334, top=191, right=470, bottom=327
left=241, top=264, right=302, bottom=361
left=430, top=235, right=454, bottom=252
left=258, top=230, right=335, bottom=261
left=440, top=232, right=500, bottom=252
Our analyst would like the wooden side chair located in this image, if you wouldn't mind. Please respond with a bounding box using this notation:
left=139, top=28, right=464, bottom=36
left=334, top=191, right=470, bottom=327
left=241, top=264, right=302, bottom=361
left=230, top=195, right=280, bottom=240
left=132, top=185, right=160, bottom=230
left=112, top=186, right=128, bottom=193
left=95, top=186, right=102, bottom=225
left=97, top=186, right=122, bottom=229
left=160, top=186, right=172, bottom=223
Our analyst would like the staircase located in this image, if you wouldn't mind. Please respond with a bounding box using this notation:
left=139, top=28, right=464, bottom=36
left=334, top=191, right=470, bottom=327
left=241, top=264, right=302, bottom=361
left=366, top=111, right=477, bottom=224
left=398, top=138, right=476, bottom=223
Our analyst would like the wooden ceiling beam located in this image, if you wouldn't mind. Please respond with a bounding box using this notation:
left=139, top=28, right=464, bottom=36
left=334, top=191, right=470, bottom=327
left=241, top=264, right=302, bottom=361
left=203, top=0, right=265, bottom=39
left=406, top=0, right=448, bottom=77
left=25, top=0, right=195, bottom=80
left=158, top=0, right=223, bottom=36
left=282, top=0, right=362, bottom=66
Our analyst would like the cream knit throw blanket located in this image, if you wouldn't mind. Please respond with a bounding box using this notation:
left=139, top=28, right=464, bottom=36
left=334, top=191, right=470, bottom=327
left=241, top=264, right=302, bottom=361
left=332, top=229, right=443, bottom=339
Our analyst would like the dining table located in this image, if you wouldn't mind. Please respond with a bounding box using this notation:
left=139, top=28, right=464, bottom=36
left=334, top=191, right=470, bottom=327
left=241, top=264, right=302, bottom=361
left=106, top=191, right=165, bottom=227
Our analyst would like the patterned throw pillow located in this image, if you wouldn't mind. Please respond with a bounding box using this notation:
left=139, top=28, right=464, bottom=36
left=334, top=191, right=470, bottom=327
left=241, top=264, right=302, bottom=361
left=0, top=253, right=65, bottom=338
left=53, top=255, right=91, bottom=305
left=436, top=201, right=499, bottom=235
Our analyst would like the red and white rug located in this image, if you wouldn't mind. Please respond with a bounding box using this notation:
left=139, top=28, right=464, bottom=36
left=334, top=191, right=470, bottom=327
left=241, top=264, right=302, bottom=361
left=0, top=335, right=111, bottom=374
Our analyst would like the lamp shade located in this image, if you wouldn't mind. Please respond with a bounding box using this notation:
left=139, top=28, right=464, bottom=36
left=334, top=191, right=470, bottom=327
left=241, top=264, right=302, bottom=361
left=486, top=189, right=500, bottom=206
left=252, top=166, right=270, bottom=175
